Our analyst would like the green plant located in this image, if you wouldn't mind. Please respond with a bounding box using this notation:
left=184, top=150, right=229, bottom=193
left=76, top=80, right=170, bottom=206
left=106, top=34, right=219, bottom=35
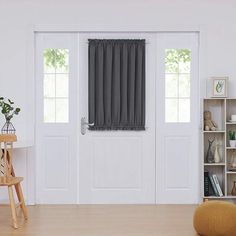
left=0, top=97, right=20, bottom=122
left=229, top=130, right=236, bottom=140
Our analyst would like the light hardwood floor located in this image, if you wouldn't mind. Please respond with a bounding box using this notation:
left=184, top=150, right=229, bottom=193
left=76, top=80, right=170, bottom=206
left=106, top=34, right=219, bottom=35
left=0, top=204, right=198, bottom=236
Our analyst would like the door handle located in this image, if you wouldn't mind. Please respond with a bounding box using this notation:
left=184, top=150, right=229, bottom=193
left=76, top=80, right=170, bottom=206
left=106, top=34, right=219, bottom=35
left=81, top=117, right=94, bottom=135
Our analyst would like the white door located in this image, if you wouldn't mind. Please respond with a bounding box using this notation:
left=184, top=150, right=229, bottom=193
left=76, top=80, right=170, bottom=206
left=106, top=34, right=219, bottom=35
left=156, top=33, right=199, bottom=204
left=35, top=33, right=77, bottom=204
left=78, top=33, right=156, bottom=204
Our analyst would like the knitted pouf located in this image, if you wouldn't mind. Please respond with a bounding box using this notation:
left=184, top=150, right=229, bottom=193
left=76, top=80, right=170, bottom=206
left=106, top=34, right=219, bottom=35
left=193, top=201, right=236, bottom=236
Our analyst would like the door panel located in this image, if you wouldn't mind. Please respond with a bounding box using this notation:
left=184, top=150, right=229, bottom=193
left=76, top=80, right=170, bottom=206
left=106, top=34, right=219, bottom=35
left=156, top=33, right=199, bottom=204
left=35, top=33, right=77, bottom=204
left=164, top=136, right=190, bottom=189
left=44, top=136, right=69, bottom=189
left=92, top=136, right=142, bottom=189
left=78, top=33, right=156, bottom=204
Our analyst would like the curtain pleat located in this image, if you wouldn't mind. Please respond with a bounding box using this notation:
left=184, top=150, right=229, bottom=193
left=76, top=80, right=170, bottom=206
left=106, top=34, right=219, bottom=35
left=88, top=43, right=96, bottom=125
left=96, top=43, right=104, bottom=126
left=104, top=43, right=112, bottom=126
left=89, top=39, right=145, bottom=130
left=120, top=43, right=128, bottom=126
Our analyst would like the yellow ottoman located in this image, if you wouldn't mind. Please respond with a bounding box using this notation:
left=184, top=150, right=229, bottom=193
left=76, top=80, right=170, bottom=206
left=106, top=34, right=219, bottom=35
left=193, top=201, right=236, bottom=236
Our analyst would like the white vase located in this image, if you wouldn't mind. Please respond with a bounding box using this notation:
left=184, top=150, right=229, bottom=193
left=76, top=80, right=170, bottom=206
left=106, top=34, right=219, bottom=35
left=230, top=140, right=236, bottom=147
left=214, top=145, right=221, bottom=163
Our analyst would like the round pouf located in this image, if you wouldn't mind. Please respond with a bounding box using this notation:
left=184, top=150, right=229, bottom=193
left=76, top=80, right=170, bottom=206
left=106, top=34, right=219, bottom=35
left=193, top=201, right=236, bottom=236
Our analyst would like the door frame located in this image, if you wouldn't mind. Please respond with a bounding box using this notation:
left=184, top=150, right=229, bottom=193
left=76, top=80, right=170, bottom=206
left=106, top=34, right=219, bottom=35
left=28, top=26, right=205, bottom=205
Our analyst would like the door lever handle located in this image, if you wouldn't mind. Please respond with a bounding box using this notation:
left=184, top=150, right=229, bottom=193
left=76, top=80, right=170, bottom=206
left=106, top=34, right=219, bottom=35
left=81, top=117, right=94, bottom=135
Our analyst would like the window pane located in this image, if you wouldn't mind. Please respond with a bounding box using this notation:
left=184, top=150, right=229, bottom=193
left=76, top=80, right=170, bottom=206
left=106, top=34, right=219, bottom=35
left=44, top=49, right=69, bottom=73
left=179, top=61, right=191, bottom=73
left=165, top=49, right=178, bottom=73
left=165, top=49, right=191, bottom=73
left=165, top=74, right=178, bottom=98
left=165, top=99, right=178, bottom=123
left=179, top=74, right=190, bottom=98
left=44, top=74, right=55, bottom=98
left=44, top=99, right=55, bottom=123
left=56, top=49, right=69, bottom=73
left=56, top=99, right=69, bottom=123
left=43, top=48, right=69, bottom=123
left=179, top=99, right=190, bottom=122
left=165, top=48, right=191, bottom=123
left=56, top=74, right=69, bottom=98
left=44, top=60, right=55, bottom=73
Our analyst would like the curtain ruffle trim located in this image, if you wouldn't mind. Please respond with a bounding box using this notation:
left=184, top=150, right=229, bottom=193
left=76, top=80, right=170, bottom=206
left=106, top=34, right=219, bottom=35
left=89, top=126, right=145, bottom=131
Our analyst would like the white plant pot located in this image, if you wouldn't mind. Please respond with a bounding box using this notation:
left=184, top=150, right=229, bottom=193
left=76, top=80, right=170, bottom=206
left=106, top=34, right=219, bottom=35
left=230, top=140, right=236, bottom=147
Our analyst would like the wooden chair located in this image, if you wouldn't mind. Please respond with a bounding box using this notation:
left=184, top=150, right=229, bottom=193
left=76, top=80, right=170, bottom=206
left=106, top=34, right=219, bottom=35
left=0, top=134, right=28, bottom=229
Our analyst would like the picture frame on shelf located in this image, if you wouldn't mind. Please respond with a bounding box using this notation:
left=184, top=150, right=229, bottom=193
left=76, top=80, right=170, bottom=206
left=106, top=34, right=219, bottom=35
left=211, top=77, right=228, bottom=98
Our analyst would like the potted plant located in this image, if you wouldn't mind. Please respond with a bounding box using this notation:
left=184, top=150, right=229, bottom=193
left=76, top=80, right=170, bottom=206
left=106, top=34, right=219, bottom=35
left=0, top=97, right=20, bottom=134
left=229, top=130, right=236, bottom=147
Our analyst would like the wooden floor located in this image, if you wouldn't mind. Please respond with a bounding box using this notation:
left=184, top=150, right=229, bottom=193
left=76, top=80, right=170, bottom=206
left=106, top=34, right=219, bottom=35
left=0, top=204, right=198, bottom=236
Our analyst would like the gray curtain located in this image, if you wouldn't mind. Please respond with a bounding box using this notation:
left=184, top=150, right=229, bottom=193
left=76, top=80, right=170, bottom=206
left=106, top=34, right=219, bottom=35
left=88, top=39, right=145, bottom=130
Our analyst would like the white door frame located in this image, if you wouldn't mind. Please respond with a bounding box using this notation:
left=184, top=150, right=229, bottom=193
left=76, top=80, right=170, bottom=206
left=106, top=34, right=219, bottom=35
left=29, top=27, right=205, bottom=205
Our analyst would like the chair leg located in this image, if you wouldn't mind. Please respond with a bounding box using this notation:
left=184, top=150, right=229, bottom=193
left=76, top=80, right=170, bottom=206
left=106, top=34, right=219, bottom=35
left=8, top=186, right=18, bottom=229
left=15, top=183, right=28, bottom=220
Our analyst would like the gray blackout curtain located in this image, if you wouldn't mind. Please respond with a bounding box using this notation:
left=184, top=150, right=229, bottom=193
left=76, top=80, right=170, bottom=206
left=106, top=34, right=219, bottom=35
left=88, top=39, right=145, bottom=130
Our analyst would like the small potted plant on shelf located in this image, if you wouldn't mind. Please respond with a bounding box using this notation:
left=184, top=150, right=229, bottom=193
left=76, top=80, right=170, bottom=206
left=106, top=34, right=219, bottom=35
left=0, top=97, right=20, bottom=134
left=229, top=130, right=236, bottom=147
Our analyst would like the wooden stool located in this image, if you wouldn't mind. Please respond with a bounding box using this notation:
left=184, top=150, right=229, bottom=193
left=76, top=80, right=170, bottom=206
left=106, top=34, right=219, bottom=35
left=0, top=134, right=28, bottom=229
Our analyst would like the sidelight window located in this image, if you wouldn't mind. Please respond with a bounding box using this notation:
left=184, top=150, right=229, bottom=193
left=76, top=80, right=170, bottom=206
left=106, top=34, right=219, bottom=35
left=43, top=49, right=69, bottom=123
left=165, top=49, right=191, bottom=123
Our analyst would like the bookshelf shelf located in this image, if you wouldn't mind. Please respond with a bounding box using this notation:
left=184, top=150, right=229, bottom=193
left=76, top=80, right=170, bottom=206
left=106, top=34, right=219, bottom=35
left=204, top=195, right=236, bottom=199
left=203, top=131, right=225, bottom=133
left=202, top=98, right=236, bottom=201
left=204, top=163, right=225, bottom=166
left=225, top=195, right=236, bottom=198
left=203, top=196, right=226, bottom=199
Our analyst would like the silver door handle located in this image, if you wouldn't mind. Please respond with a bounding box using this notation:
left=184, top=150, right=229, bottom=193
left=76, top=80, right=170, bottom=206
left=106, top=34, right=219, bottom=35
left=81, top=117, right=94, bottom=135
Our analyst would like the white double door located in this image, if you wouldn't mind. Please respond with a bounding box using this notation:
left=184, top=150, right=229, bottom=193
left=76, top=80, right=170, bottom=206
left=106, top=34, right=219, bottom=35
left=35, top=32, right=199, bottom=204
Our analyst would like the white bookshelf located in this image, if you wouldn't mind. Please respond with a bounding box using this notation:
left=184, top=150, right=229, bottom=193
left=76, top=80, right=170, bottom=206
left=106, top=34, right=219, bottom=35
left=202, top=98, right=236, bottom=201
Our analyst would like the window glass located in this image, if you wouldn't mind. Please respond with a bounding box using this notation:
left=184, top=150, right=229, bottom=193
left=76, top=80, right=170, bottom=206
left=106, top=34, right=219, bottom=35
left=43, top=49, right=69, bottom=123
left=165, top=99, right=178, bottom=123
left=44, top=98, right=56, bottom=123
left=165, top=49, right=191, bottom=123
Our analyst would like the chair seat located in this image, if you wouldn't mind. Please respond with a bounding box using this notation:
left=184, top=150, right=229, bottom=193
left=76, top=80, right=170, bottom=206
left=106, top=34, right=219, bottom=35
left=0, top=177, right=23, bottom=186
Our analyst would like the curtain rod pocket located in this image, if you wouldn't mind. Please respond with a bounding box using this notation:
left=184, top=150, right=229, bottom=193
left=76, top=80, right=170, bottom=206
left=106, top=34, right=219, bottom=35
left=87, top=40, right=149, bottom=44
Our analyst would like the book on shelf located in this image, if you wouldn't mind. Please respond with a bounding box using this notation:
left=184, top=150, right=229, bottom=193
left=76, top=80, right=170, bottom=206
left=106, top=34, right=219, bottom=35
left=204, top=171, right=224, bottom=197
left=212, top=174, right=224, bottom=197
left=204, top=171, right=216, bottom=196
left=204, top=171, right=210, bottom=196
left=209, top=174, right=219, bottom=196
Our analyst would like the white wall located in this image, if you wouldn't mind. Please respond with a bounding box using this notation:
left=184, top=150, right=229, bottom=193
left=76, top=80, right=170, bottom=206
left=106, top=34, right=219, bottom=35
left=0, top=0, right=236, bottom=203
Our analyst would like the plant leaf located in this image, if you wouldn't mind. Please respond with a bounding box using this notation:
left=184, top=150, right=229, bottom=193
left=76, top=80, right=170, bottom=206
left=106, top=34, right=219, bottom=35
left=8, top=99, right=14, bottom=104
